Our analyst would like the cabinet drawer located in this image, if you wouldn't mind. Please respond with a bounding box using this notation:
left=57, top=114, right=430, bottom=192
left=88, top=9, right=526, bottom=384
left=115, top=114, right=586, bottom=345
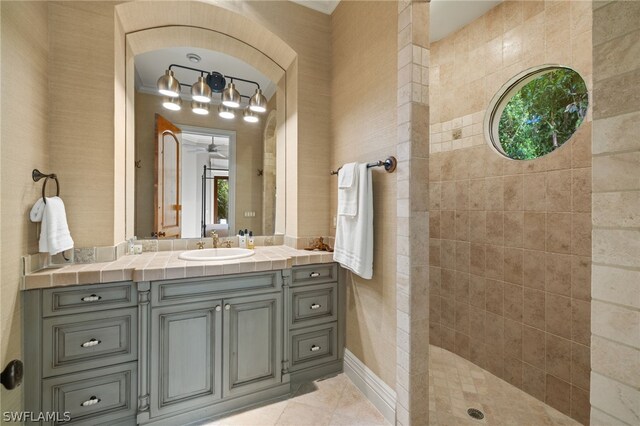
left=42, top=362, right=136, bottom=425
left=43, top=308, right=137, bottom=377
left=290, top=323, right=337, bottom=371
left=290, top=283, right=337, bottom=329
left=153, top=271, right=282, bottom=306
left=291, top=263, right=337, bottom=287
left=42, top=282, right=135, bottom=317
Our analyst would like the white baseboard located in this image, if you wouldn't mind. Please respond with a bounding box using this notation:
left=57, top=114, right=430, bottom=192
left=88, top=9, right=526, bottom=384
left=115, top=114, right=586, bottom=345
left=343, top=349, right=396, bottom=424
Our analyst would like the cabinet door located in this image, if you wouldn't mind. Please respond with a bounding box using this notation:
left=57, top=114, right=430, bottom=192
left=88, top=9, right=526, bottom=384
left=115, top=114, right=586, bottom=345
left=223, top=293, right=282, bottom=398
left=150, top=300, right=222, bottom=419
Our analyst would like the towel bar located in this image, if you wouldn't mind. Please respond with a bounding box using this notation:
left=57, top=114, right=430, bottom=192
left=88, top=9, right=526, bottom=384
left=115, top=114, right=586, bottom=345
left=32, top=169, right=60, bottom=204
left=330, top=156, right=397, bottom=175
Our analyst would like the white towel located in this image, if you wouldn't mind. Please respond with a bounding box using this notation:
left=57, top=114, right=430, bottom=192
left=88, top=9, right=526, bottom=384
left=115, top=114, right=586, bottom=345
left=30, top=197, right=74, bottom=255
left=337, top=163, right=359, bottom=217
left=333, top=163, right=373, bottom=279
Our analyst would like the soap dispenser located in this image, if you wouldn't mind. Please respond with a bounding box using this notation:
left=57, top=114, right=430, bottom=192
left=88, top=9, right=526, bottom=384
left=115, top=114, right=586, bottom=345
left=239, top=230, right=247, bottom=249
left=248, top=231, right=255, bottom=249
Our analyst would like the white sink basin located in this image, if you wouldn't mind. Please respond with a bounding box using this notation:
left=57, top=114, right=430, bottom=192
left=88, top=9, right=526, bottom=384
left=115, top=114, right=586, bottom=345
left=178, top=248, right=255, bottom=261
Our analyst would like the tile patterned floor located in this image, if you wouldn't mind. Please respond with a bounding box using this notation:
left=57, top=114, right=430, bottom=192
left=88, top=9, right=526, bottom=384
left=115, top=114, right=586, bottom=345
left=204, top=346, right=580, bottom=426
left=203, top=373, right=389, bottom=426
left=428, top=346, right=580, bottom=426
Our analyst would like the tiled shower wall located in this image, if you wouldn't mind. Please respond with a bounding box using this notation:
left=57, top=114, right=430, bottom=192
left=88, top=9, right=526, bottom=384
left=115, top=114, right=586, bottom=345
left=428, top=1, right=592, bottom=424
left=590, top=2, right=640, bottom=425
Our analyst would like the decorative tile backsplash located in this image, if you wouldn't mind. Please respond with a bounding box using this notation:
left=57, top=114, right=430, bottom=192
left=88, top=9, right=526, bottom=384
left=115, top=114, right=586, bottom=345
left=430, top=109, right=486, bottom=153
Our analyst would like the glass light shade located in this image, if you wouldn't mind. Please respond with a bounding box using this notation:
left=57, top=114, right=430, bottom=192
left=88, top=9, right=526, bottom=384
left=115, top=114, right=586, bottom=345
left=218, top=104, right=235, bottom=119
left=249, top=88, right=267, bottom=113
left=191, top=76, right=212, bottom=102
left=222, top=82, right=241, bottom=108
left=162, top=96, right=182, bottom=111
left=157, top=69, right=180, bottom=97
left=243, top=107, right=259, bottom=123
left=192, top=101, right=209, bottom=115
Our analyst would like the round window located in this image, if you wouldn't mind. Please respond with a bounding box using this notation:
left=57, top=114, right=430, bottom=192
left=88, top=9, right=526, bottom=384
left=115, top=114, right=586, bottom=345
left=485, top=66, right=589, bottom=160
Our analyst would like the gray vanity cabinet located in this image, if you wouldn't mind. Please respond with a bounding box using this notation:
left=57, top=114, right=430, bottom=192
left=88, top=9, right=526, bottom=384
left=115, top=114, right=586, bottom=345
left=223, top=293, right=282, bottom=398
left=149, top=300, right=223, bottom=419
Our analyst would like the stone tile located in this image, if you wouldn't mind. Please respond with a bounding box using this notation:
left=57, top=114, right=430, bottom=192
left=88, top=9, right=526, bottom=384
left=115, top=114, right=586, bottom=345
left=593, top=229, right=640, bottom=269
left=571, top=342, right=591, bottom=391
left=523, top=249, right=545, bottom=290
left=593, top=191, right=640, bottom=229
left=570, top=256, right=591, bottom=302
left=485, top=245, right=504, bottom=280
left=591, top=264, right=640, bottom=309
left=469, top=274, right=485, bottom=309
left=504, top=175, right=523, bottom=211
left=455, top=210, right=470, bottom=242
left=546, top=170, right=571, bottom=212
left=570, top=385, right=590, bottom=425
left=276, top=401, right=333, bottom=426
left=523, top=173, right=546, bottom=211
left=485, top=279, right=504, bottom=316
left=485, top=211, right=504, bottom=245
left=593, top=69, right=640, bottom=120
left=546, top=375, right=571, bottom=417
left=546, top=334, right=572, bottom=383
left=504, top=248, right=523, bottom=285
left=524, top=212, right=546, bottom=251
left=592, top=110, right=640, bottom=154
left=571, top=299, right=590, bottom=346
left=523, top=288, right=545, bottom=331
left=546, top=213, right=571, bottom=254
left=592, top=300, right=640, bottom=349
left=485, top=177, right=505, bottom=210
left=523, top=325, right=546, bottom=370
left=546, top=293, right=572, bottom=340
left=590, top=372, right=640, bottom=426
left=545, top=253, right=571, bottom=297
left=571, top=168, right=591, bottom=214
left=592, top=335, right=640, bottom=389
left=571, top=213, right=591, bottom=257
left=469, top=210, right=486, bottom=243
left=504, top=318, right=522, bottom=360
left=522, top=363, right=545, bottom=401
left=504, top=282, right=523, bottom=322
left=504, top=212, right=524, bottom=248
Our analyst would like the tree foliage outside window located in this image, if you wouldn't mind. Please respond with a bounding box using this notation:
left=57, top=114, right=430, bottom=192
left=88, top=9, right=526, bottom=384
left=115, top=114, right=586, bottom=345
left=216, top=178, right=228, bottom=222
left=497, top=68, right=588, bottom=160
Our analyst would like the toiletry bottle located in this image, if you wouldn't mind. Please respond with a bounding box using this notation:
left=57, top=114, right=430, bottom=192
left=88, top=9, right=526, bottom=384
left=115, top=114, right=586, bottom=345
left=248, top=231, right=255, bottom=249
left=239, top=230, right=246, bottom=249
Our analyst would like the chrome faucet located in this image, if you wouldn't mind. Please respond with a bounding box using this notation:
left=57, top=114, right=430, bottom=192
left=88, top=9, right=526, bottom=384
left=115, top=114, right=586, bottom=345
left=210, top=231, right=219, bottom=248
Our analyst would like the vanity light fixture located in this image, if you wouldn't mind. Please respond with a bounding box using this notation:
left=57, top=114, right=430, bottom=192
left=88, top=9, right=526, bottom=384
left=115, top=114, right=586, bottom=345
left=191, top=76, right=212, bottom=103
left=249, top=88, right=267, bottom=113
left=218, top=104, right=235, bottom=120
left=221, top=82, right=241, bottom=108
left=243, top=107, right=259, bottom=123
left=162, top=96, right=182, bottom=111
left=157, top=64, right=268, bottom=123
left=157, top=69, right=181, bottom=97
left=192, top=101, right=209, bottom=115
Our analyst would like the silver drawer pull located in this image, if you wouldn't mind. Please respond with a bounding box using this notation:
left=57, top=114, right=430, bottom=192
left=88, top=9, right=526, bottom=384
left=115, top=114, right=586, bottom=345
left=215, top=305, right=221, bottom=312
left=310, top=303, right=322, bottom=310
left=80, top=338, right=101, bottom=348
left=309, top=272, right=320, bottom=278
left=81, top=294, right=102, bottom=302
left=225, top=304, right=231, bottom=311
left=310, top=345, right=321, bottom=352
left=80, top=396, right=101, bottom=407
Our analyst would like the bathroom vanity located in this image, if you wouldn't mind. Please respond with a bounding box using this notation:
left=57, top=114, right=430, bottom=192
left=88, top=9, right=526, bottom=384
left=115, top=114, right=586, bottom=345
left=23, top=251, right=343, bottom=425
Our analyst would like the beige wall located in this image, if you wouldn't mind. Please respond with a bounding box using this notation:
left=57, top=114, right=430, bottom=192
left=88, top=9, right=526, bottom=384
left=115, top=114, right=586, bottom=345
left=330, top=1, right=397, bottom=389
left=428, top=2, right=592, bottom=424
left=134, top=92, right=265, bottom=237
left=0, top=0, right=49, bottom=415
left=590, top=2, right=640, bottom=425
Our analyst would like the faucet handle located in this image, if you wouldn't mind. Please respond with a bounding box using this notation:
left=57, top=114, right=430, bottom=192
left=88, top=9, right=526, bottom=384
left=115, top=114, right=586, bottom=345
left=196, top=241, right=206, bottom=250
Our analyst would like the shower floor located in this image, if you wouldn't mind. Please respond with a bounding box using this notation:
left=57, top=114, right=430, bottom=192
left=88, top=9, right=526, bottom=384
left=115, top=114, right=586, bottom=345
left=203, top=345, right=580, bottom=425
left=429, top=345, right=580, bottom=425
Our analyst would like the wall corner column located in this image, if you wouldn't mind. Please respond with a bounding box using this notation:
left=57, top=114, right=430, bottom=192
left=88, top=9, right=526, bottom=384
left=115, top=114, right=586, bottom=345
left=396, top=1, right=430, bottom=425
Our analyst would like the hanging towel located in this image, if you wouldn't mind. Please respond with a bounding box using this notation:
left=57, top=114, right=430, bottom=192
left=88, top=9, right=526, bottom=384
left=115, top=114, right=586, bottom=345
left=337, top=163, right=359, bottom=217
left=30, top=197, right=74, bottom=255
left=333, top=163, right=373, bottom=279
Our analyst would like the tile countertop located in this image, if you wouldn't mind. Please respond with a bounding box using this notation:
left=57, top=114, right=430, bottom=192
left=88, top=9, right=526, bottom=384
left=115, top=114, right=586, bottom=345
left=23, top=246, right=336, bottom=290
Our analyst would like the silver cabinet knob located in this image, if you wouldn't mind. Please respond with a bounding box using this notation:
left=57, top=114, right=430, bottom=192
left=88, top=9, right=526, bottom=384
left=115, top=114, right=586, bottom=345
left=80, top=338, right=101, bottom=348
left=80, top=396, right=101, bottom=407
left=309, top=272, right=320, bottom=278
left=310, top=345, right=321, bottom=352
left=224, top=304, right=231, bottom=311
left=310, top=303, right=321, bottom=310
left=215, top=305, right=221, bottom=312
